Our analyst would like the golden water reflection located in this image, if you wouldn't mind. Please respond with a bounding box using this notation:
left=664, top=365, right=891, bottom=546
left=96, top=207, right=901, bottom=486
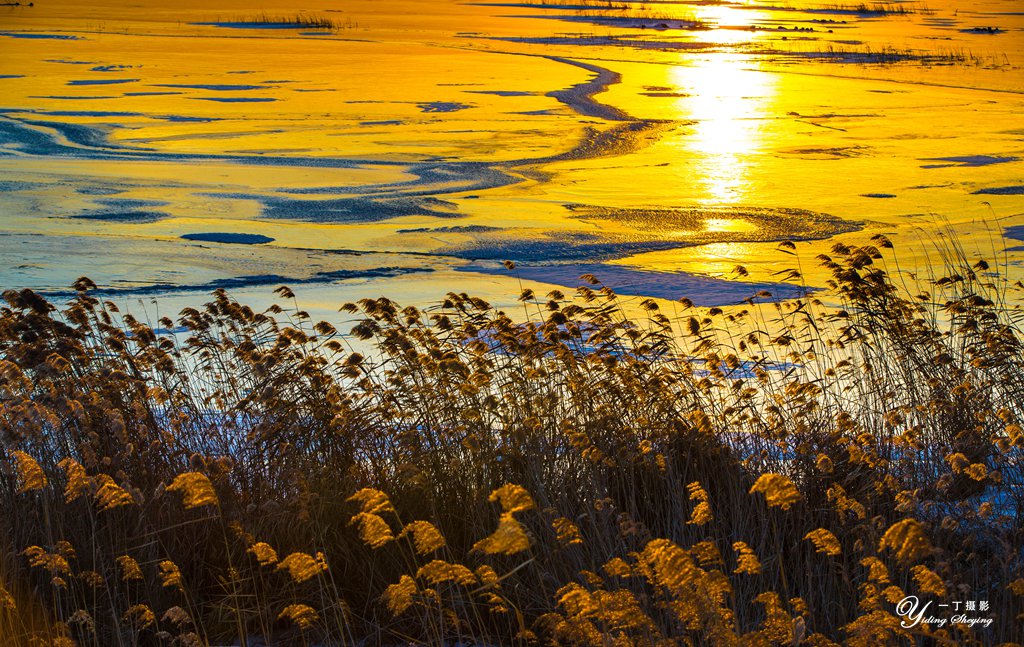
left=670, top=55, right=777, bottom=205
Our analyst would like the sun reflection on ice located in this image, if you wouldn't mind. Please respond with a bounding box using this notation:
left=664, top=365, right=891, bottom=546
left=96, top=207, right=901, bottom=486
left=609, top=241, right=763, bottom=279
left=704, top=218, right=756, bottom=233
left=683, top=241, right=760, bottom=276
left=693, top=2, right=769, bottom=45
left=670, top=55, right=777, bottom=205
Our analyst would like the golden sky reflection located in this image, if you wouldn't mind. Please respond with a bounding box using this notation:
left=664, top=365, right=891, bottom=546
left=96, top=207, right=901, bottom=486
left=670, top=55, right=777, bottom=205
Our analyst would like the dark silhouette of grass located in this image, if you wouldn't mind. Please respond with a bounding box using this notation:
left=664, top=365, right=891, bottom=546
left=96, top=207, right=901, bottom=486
left=217, top=13, right=353, bottom=30
left=822, top=2, right=923, bottom=15
left=0, top=237, right=1022, bottom=645
left=803, top=44, right=1006, bottom=66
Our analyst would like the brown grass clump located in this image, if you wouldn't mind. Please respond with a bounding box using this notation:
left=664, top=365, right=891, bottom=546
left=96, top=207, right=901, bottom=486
left=0, top=237, right=1022, bottom=644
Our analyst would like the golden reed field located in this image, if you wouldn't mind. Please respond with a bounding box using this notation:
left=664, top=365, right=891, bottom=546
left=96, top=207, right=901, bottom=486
left=1, top=239, right=1023, bottom=645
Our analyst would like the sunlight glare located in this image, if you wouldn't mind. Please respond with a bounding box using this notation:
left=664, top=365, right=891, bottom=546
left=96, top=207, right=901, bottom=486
left=671, top=56, right=777, bottom=205
left=691, top=2, right=768, bottom=45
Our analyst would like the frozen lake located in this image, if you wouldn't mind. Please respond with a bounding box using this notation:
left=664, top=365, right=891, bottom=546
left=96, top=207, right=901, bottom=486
left=0, top=0, right=1022, bottom=310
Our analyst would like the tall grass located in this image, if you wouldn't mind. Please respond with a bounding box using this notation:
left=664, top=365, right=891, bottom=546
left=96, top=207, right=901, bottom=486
left=0, top=236, right=1022, bottom=645
left=526, top=0, right=632, bottom=9
left=805, top=45, right=1008, bottom=67
left=224, top=13, right=352, bottom=30
left=820, top=3, right=923, bottom=15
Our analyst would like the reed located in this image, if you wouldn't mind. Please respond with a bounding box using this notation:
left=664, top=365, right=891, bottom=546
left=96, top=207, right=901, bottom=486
left=805, top=44, right=1005, bottom=66
left=226, top=13, right=350, bottom=30
left=0, top=236, right=1021, bottom=645
left=821, top=3, right=922, bottom=15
